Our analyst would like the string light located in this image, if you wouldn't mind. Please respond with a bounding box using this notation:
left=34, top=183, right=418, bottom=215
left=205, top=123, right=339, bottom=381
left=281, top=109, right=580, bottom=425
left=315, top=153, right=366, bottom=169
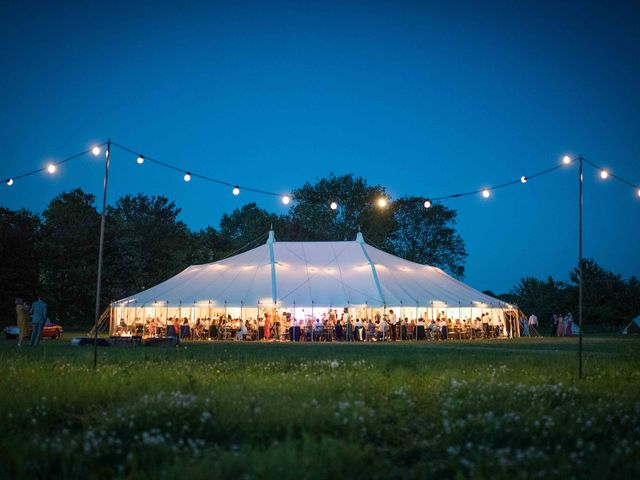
left=5, top=141, right=640, bottom=214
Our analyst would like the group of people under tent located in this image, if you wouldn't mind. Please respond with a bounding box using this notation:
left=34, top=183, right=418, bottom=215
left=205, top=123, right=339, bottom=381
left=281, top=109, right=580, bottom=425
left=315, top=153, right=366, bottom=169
left=114, top=306, right=522, bottom=342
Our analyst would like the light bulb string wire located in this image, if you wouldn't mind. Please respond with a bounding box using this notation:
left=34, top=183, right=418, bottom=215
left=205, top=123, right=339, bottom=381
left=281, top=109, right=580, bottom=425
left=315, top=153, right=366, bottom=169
left=110, top=141, right=284, bottom=197
left=428, top=159, right=638, bottom=201
left=3, top=140, right=639, bottom=201
left=4, top=142, right=108, bottom=182
left=582, top=157, right=640, bottom=189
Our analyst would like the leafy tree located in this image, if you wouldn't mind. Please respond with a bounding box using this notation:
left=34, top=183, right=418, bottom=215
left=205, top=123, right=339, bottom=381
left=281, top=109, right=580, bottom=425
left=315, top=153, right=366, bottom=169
left=510, top=276, right=572, bottom=330
left=289, top=174, right=395, bottom=244
left=567, top=259, right=640, bottom=325
left=188, top=226, right=234, bottom=265
left=219, top=203, right=283, bottom=248
left=387, top=199, right=467, bottom=278
left=106, top=194, right=192, bottom=301
left=0, top=208, right=41, bottom=325
left=37, top=189, right=101, bottom=323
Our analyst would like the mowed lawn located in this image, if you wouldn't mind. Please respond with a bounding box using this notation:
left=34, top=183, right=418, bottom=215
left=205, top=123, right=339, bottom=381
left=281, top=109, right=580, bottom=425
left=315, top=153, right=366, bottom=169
left=1, top=335, right=639, bottom=479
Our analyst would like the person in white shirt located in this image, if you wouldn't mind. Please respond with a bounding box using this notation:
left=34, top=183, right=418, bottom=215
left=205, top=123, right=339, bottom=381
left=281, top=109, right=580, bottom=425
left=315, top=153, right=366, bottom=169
left=389, top=309, right=398, bottom=341
left=354, top=318, right=364, bottom=341
left=481, top=313, right=490, bottom=337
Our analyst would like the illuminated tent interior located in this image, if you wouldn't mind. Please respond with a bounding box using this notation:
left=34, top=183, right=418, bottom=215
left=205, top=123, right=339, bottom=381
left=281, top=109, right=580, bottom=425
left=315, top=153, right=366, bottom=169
left=110, top=231, right=516, bottom=335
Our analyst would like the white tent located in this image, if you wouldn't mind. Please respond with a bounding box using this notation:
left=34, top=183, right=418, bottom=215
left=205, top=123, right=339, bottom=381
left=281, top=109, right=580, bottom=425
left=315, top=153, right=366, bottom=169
left=622, top=315, right=640, bottom=335
left=110, top=231, right=513, bottom=332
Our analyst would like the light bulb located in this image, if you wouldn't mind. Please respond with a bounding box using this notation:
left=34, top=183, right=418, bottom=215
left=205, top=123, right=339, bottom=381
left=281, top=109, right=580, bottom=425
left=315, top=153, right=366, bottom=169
left=423, top=199, right=432, bottom=208
left=92, top=146, right=101, bottom=156
left=637, top=189, right=640, bottom=197
left=282, top=195, right=291, bottom=205
left=330, top=201, right=338, bottom=210
left=6, top=178, right=14, bottom=186
left=562, top=155, right=571, bottom=165
left=136, top=155, right=144, bottom=165
left=47, top=163, right=57, bottom=174
left=377, top=198, right=388, bottom=208
left=600, top=170, right=609, bottom=179
left=481, top=189, right=490, bottom=198
left=232, top=186, right=240, bottom=195
left=520, top=176, right=528, bottom=183
left=184, top=172, right=191, bottom=182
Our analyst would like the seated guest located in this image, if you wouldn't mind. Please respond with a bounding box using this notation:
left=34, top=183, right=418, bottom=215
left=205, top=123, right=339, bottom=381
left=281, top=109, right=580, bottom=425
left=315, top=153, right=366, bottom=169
left=180, top=318, right=190, bottom=339
left=119, top=318, right=128, bottom=335
left=408, top=319, right=415, bottom=339
left=236, top=320, right=247, bottom=340
left=195, top=319, right=204, bottom=339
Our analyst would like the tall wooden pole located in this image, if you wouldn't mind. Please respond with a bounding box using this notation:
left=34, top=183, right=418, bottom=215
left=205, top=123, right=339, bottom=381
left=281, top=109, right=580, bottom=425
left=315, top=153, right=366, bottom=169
left=578, top=156, right=584, bottom=379
left=93, top=139, right=111, bottom=369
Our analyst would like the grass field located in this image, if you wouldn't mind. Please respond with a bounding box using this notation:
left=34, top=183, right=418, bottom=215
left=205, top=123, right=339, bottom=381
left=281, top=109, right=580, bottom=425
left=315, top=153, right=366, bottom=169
left=1, top=334, right=639, bottom=479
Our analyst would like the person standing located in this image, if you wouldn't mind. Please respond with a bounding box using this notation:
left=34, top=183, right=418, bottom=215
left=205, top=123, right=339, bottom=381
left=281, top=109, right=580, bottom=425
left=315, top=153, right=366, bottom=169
left=15, top=298, right=30, bottom=347
left=263, top=312, right=271, bottom=340
left=528, top=313, right=538, bottom=335
left=389, top=309, right=397, bottom=341
left=565, top=312, right=573, bottom=337
left=29, top=295, right=47, bottom=347
left=556, top=314, right=565, bottom=337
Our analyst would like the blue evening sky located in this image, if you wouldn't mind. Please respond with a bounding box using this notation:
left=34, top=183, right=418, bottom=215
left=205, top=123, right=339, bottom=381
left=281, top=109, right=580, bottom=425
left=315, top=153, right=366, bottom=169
left=1, top=0, right=638, bottom=293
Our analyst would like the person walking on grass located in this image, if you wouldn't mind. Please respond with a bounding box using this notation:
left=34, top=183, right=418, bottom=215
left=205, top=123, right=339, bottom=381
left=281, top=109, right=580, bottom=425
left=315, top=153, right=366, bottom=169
left=15, top=298, right=29, bottom=347
left=29, top=294, right=47, bottom=347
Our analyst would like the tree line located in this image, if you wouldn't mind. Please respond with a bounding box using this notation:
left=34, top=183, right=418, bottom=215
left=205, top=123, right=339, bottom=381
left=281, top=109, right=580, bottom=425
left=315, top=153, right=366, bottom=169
left=1, top=173, right=637, bottom=328
left=1, top=174, right=467, bottom=325
left=488, top=260, right=640, bottom=330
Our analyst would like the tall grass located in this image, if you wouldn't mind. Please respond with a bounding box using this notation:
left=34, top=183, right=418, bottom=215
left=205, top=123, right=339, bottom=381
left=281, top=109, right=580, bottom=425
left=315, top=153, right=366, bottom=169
left=1, top=336, right=639, bottom=479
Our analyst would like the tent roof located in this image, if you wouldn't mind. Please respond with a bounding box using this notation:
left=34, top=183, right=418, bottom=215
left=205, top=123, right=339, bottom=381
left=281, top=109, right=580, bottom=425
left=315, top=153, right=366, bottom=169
left=114, top=232, right=511, bottom=309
